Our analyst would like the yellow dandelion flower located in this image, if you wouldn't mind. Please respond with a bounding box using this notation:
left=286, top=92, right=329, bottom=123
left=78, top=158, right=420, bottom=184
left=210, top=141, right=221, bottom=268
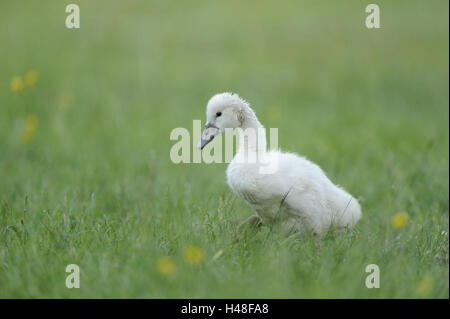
left=392, top=211, right=408, bottom=229
left=156, top=257, right=176, bottom=275
left=183, top=245, right=204, bottom=264
left=416, top=275, right=433, bottom=296
left=24, top=70, right=38, bottom=86
left=10, top=76, right=24, bottom=92
left=21, top=115, right=38, bottom=143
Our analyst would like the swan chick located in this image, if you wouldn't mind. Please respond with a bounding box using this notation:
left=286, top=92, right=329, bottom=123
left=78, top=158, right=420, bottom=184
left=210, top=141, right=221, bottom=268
left=199, top=92, right=362, bottom=235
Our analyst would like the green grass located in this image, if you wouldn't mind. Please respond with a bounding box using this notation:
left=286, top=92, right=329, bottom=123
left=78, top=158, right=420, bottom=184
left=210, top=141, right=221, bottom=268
left=0, top=0, right=448, bottom=298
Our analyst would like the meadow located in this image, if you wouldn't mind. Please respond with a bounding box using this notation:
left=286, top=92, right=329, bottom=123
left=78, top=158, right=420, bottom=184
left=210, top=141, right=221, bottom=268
left=0, top=0, right=448, bottom=298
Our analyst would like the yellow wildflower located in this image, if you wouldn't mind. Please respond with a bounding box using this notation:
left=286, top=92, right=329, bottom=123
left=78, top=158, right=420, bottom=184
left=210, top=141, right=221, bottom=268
left=416, top=275, right=433, bottom=296
left=156, top=257, right=176, bottom=275
left=392, top=211, right=408, bottom=229
left=183, top=245, right=204, bottom=264
left=10, top=76, right=24, bottom=92
left=21, top=115, right=38, bottom=143
left=24, top=70, right=38, bottom=86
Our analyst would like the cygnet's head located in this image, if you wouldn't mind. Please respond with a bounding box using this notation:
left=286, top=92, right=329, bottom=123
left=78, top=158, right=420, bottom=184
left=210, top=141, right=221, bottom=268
left=198, top=92, right=252, bottom=149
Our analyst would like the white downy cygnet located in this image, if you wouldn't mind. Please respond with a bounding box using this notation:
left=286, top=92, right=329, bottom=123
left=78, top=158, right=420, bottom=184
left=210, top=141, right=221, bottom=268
left=198, top=92, right=361, bottom=235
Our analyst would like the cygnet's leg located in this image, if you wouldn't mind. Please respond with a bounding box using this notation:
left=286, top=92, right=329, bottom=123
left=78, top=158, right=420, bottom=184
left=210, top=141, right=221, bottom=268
left=238, top=214, right=262, bottom=231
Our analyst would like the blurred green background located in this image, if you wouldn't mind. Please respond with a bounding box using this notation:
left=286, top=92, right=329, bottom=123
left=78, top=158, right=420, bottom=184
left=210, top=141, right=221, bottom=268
left=0, top=0, right=448, bottom=298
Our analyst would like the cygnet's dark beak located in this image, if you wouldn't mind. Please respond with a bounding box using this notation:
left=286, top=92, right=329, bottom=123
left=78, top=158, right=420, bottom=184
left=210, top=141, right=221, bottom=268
left=198, top=125, right=220, bottom=150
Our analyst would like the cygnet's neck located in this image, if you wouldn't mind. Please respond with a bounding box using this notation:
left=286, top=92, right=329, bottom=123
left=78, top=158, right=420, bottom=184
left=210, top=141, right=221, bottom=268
left=237, top=110, right=266, bottom=154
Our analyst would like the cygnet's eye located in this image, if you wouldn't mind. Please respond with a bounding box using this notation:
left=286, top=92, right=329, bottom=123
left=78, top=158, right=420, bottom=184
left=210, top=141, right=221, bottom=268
left=216, top=111, right=222, bottom=117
